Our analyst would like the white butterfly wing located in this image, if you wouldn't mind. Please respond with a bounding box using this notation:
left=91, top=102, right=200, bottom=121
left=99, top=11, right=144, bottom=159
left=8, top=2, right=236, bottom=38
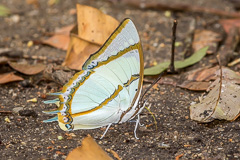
left=43, top=18, right=144, bottom=131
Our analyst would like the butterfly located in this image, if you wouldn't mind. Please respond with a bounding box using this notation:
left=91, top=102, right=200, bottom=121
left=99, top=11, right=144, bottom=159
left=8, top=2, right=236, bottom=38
left=43, top=18, right=145, bottom=139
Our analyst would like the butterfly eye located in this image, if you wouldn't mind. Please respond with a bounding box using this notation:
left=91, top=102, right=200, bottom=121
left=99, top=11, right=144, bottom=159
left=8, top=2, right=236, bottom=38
left=135, top=89, right=137, bottom=91
left=63, top=117, right=69, bottom=123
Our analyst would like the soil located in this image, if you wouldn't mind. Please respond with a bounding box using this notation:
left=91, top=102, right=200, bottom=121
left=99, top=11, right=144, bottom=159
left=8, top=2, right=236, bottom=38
left=0, top=0, right=239, bottom=159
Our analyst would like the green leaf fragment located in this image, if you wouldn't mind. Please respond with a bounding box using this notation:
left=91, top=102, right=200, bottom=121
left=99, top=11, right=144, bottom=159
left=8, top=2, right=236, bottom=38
left=144, top=47, right=208, bottom=75
left=0, top=5, right=11, bottom=17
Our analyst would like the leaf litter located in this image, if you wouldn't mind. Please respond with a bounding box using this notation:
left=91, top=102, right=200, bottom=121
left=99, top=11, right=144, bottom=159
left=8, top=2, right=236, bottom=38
left=144, top=47, right=208, bottom=75
left=192, top=29, right=222, bottom=54
left=190, top=67, right=240, bottom=122
left=66, top=135, right=113, bottom=160
left=62, top=4, right=119, bottom=70
left=41, top=24, right=75, bottom=50
left=0, top=72, right=24, bottom=84
left=8, top=61, right=46, bottom=75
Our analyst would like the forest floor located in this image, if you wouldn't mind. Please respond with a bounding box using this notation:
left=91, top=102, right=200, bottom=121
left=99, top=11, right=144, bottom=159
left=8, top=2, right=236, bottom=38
left=0, top=0, right=239, bottom=159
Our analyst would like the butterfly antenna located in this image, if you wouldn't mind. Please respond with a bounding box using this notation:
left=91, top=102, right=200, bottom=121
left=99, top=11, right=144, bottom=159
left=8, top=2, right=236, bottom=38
left=140, top=71, right=165, bottom=102
left=100, top=123, right=112, bottom=139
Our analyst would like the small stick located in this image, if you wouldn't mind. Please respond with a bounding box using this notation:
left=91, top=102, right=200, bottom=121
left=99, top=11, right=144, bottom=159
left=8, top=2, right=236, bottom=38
left=0, top=111, right=13, bottom=115
left=169, top=19, right=178, bottom=73
left=141, top=20, right=178, bottom=100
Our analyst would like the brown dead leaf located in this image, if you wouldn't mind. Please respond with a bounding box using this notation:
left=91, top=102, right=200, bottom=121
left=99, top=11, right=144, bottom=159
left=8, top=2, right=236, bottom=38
left=41, top=24, right=75, bottom=50
left=187, top=66, right=219, bottom=81
left=62, top=34, right=101, bottom=70
left=62, top=5, right=119, bottom=70
left=0, top=56, right=10, bottom=65
left=190, top=67, right=240, bottom=122
left=8, top=62, right=46, bottom=75
left=107, top=149, right=121, bottom=160
left=0, top=72, right=24, bottom=84
left=218, top=26, right=239, bottom=66
left=26, top=0, right=39, bottom=8
left=77, top=4, right=119, bottom=45
left=192, top=30, right=222, bottom=54
left=42, top=34, right=70, bottom=50
left=66, top=135, right=112, bottom=160
left=55, top=24, right=75, bottom=35
left=219, top=18, right=240, bottom=33
left=178, top=81, right=210, bottom=91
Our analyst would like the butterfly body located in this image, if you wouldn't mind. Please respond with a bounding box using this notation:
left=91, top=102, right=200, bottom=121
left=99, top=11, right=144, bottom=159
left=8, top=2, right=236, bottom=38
left=43, top=18, right=144, bottom=138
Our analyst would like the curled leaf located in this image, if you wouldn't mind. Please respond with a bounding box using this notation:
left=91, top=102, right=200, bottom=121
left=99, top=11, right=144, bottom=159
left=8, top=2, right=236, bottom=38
left=66, top=135, right=112, bottom=160
left=62, top=34, right=101, bottom=70
left=190, top=67, right=240, bottom=122
left=76, top=4, right=119, bottom=45
left=178, top=81, right=210, bottom=91
left=8, top=62, right=46, bottom=75
left=41, top=24, right=75, bottom=50
left=192, top=30, right=221, bottom=54
left=62, top=4, right=119, bottom=70
left=0, top=72, right=24, bottom=84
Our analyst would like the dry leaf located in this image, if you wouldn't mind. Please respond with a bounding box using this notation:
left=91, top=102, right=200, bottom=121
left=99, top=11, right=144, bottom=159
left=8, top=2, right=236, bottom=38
left=62, top=34, right=100, bottom=70
left=219, top=19, right=240, bottom=33
left=76, top=4, right=119, bottom=45
left=41, top=24, right=75, bottom=50
left=8, top=62, right=46, bottom=75
left=26, top=0, right=39, bottom=8
left=55, top=24, right=75, bottom=35
left=42, top=34, right=70, bottom=50
left=0, top=56, right=10, bottom=65
left=0, top=72, right=24, bottom=84
left=187, top=66, right=219, bottom=81
left=190, top=67, right=240, bottom=122
left=66, top=135, right=112, bottom=160
left=192, top=30, right=222, bottom=54
left=107, top=149, right=121, bottom=160
left=178, top=81, right=210, bottom=91
left=62, top=5, right=119, bottom=70
left=218, top=26, right=239, bottom=66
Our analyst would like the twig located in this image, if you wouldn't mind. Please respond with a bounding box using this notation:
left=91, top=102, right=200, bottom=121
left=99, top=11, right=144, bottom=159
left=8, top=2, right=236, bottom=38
left=175, top=153, right=184, bottom=160
left=0, top=111, right=13, bottom=116
left=120, top=0, right=240, bottom=18
left=169, top=20, right=177, bottom=73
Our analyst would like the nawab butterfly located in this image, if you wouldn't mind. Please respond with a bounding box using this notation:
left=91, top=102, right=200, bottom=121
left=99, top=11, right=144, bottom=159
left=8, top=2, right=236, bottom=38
left=43, top=18, right=146, bottom=139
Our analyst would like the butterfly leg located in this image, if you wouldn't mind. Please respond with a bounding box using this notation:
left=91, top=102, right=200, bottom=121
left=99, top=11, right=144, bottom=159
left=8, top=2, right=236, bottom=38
left=134, top=116, right=140, bottom=139
left=138, top=114, right=144, bottom=126
left=100, top=123, right=112, bottom=139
